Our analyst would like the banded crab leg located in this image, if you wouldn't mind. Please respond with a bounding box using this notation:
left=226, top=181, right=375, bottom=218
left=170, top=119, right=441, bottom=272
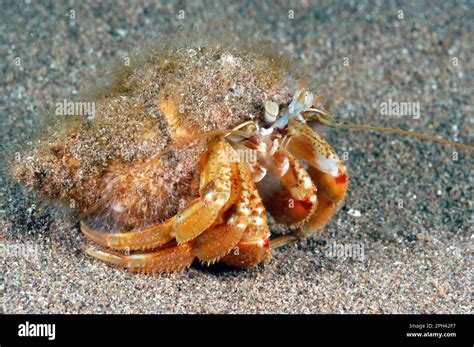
left=81, top=220, right=174, bottom=252
left=84, top=242, right=195, bottom=273
left=174, top=139, right=236, bottom=243
left=82, top=138, right=235, bottom=254
left=270, top=118, right=348, bottom=248
left=263, top=147, right=318, bottom=228
left=221, top=165, right=272, bottom=269
left=193, top=162, right=252, bottom=264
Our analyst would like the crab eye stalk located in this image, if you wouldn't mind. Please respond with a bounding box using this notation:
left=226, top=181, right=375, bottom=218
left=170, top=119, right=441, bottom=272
left=263, top=100, right=279, bottom=123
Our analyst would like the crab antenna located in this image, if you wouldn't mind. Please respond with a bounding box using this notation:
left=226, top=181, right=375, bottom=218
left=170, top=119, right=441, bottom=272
left=332, top=123, right=474, bottom=152
left=308, top=113, right=474, bottom=151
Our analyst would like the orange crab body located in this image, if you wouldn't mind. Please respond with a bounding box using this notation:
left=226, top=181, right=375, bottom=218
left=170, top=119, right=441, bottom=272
left=14, top=44, right=348, bottom=272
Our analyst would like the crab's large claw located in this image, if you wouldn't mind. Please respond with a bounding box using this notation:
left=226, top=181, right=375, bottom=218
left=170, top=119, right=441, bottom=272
left=285, top=119, right=348, bottom=237
left=285, top=118, right=342, bottom=177
left=270, top=119, right=348, bottom=248
left=299, top=164, right=347, bottom=238
left=264, top=148, right=318, bottom=228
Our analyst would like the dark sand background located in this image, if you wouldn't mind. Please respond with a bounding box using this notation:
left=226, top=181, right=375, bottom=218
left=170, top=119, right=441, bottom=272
left=1, top=0, right=472, bottom=313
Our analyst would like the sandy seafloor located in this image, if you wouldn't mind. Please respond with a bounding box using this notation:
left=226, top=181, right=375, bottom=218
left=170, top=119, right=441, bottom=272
left=1, top=0, right=472, bottom=313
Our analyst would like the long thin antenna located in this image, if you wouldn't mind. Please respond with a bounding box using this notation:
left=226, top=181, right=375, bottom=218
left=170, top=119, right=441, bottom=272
left=333, top=123, right=474, bottom=151
left=304, top=110, right=473, bottom=151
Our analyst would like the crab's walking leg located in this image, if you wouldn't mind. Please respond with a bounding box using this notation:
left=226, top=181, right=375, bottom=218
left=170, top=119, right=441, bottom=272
left=193, top=162, right=252, bottom=264
left=81, top=138, right=235, bottom=251
left=284, top=119, right=343, bottom=178
left=270, top=119, right=348, bottom=248
left=285, top=119, right=348, bottom=237
left=84, top=242, right=195, bottom=273
left=221, top=168, right=272, bottom=269
left=264, top=148, right=318, bottom=228
left=302, top=166, right=347, bottom=236
left=173, top=139, right=235, bottom=243
left=80, top=220, right=174, bottom=251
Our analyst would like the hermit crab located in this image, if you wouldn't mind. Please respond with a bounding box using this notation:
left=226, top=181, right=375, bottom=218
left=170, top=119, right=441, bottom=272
left=13, top=44, right=473, bottom=273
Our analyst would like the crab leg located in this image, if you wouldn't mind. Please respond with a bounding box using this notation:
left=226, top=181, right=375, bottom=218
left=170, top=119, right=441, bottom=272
left=84, top=242, right=195, bottom=273
left=271, top=119, right=348, bottom=247
left=81, top=138, right=235, bottom=251
left=301, top=165, right=347, bottom=236
left=264, top=148, right=318, bottom=228
left=194, top=162, right=252, bottom=264
left=80, top=219, right=174, bottom=251
left=221, top=169, right=272, bottom=269
left=173, top=139, right=235, bottom=243
left=285, top=119, right=348, bottom=237
left=284, top=118, right=344, bottom=178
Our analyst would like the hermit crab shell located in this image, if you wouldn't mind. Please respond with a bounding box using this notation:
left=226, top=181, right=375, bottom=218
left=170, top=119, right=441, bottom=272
left=14, top=45, right=298, bottom=229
